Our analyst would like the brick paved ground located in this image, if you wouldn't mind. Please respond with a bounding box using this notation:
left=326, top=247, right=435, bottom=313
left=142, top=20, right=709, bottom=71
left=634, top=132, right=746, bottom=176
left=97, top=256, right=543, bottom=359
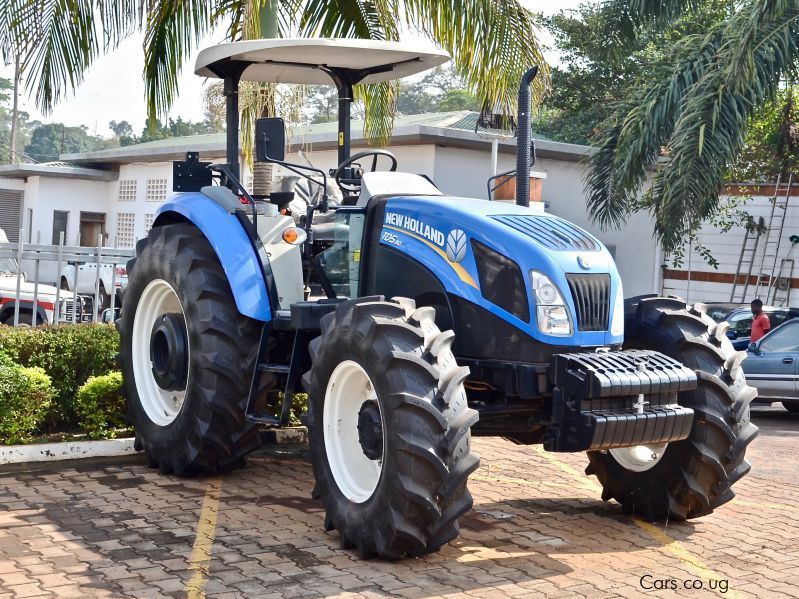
left=0, top=405, right=797, bottom=599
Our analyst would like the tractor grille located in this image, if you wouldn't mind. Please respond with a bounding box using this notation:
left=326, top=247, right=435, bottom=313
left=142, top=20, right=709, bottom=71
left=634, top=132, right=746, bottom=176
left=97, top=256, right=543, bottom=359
left=492, top=215, right=600, bottom=251
left=566, top=273, right=610, bottom=331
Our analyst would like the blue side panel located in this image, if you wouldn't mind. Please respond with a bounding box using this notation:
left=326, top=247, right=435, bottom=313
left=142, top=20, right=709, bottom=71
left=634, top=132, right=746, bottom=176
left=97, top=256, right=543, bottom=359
left=154, top=193, right=271, bottom=322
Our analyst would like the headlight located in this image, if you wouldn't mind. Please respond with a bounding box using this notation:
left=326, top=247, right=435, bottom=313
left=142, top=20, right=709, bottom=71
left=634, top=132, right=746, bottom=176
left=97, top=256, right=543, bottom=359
left=531, top=271, right=572, bottom=336
left=610, top=281, right=624, bottom=336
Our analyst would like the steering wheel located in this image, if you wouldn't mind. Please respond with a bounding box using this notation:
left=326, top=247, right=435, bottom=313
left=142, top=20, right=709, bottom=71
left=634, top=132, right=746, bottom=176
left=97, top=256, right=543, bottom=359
left=334, top=149, right=398, bottom=194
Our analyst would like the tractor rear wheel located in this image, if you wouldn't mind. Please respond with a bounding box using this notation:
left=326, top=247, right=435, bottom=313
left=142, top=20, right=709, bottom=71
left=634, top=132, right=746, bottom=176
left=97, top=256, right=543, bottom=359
left=119, top=223, right=266, bottom=475
left=303, top=296, right=479, bottom=559
left=586, top=296, right=758, bottom=521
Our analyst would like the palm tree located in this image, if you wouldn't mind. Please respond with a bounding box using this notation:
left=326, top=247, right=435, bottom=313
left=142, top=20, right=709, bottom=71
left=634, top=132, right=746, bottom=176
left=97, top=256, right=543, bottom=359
left=585, top=0, right=799, bottom=255
left=3, top=1, right=549, bottom=162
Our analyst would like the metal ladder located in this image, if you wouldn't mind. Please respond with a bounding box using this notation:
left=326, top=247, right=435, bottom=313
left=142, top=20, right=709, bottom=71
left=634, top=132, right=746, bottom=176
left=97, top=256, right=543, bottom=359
left=730, top=215, right=766, bottom=303
left=753, top=173, right=793, bottom=301
left=769, top=233, right=799, bottom=305
left=770, top=258, right=795, bottom=306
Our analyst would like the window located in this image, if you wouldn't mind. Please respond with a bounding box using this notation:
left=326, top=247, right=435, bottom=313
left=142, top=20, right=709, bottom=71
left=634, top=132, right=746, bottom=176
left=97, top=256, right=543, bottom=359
left=144, top=213, right=155, bottom=234
left=760, top=323, right=799, bottom=353
left=52, top=210, right=68, bottom=245
left=116, top=212, right=136, bottom=248
left=146, top=178, right=169, bottom=202
left=118, top=180, right=137, bottom=201
left=728, top=311, right=753, bottom=337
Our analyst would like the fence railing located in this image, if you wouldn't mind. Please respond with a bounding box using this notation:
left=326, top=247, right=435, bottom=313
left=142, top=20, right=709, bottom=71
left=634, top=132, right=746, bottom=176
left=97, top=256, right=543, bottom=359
left=0, top=229, right=135, bottom=326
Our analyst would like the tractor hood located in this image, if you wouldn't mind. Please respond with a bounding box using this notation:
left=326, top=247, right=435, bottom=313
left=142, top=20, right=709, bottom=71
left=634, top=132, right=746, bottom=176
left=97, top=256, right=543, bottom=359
left=379, top=196, right=624, bottom=347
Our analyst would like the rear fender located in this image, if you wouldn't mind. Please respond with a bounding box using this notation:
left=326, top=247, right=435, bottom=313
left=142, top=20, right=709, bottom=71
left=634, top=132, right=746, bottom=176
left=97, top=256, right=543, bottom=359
left=154, top=193, right=271, bottom=322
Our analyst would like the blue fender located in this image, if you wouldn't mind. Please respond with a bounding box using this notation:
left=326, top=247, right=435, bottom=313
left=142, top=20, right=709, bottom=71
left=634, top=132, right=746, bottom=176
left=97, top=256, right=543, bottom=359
left=154, top=193, right=271, bottom=322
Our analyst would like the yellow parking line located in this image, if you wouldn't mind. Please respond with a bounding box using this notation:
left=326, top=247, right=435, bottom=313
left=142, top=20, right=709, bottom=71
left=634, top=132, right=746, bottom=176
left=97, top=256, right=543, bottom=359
left=529, top=447, right=742, bottom=598
left=734, top=498, right=799, bottom=513
left=186, top=478, right=222, bottom=599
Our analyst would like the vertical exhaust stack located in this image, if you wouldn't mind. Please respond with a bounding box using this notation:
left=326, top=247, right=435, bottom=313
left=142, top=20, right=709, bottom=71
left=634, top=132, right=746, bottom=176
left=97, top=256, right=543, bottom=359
left=516, top=66, right=539, bottom=207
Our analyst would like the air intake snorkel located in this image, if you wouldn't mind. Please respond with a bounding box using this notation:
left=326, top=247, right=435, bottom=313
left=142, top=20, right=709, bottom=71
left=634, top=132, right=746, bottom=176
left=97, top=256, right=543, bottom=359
left=516, top=66, right=539, bottom=207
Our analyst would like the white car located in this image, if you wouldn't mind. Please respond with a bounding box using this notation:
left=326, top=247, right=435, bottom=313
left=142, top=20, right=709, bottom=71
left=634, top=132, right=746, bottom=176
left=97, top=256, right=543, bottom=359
left=0, top=231, right=61, bottom=326
left=59, top=262, right=128, bottom=309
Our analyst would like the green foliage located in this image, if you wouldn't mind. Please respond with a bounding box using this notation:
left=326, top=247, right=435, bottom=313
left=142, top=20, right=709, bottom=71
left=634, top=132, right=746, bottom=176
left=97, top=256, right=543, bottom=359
left=534, top=1, right=731, bottom=145
left=729, top=88, right=799, bottom=183
left=0, top=324, right=119, bottom=431
left=75, top=372, right=126, bottom=440
left=586, top=0, right=799, bottom=255
left=24, top=123, right=111, bottom=162
left=3, top=1, right=546, bottom=152
left=0, top=354, right=54, bottom=445
left=397, top=66, right=479, bottom=116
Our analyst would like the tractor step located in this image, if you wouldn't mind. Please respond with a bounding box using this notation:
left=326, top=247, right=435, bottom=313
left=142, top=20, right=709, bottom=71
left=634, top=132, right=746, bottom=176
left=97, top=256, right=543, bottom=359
left=546, top=349, right=698, bottom=452
left=257, top=363, right=290, bottom=374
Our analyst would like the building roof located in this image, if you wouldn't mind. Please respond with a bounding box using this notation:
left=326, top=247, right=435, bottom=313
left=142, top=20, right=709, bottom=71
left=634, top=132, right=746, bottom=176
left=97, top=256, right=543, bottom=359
left=0, top=161, right=118, bottom=181
left=61, top=111, right=590, bottom=165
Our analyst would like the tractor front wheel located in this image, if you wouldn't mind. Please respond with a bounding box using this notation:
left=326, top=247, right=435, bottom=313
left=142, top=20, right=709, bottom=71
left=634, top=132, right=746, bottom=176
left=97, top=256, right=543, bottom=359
left=304, top=297, right=479, bottom=559
left=586, top=296, right=758, bottom=521
left=119, top=223, right=266, bottom=475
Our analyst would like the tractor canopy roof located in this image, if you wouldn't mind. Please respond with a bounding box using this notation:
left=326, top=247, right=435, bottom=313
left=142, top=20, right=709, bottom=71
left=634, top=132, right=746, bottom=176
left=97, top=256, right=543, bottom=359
left=195, top=38, right=450, bottom=85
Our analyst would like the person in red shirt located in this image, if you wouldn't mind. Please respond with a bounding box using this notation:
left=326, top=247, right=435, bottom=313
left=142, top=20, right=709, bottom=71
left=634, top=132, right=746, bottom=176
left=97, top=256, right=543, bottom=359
left=750, top=299, right=771, bottom=342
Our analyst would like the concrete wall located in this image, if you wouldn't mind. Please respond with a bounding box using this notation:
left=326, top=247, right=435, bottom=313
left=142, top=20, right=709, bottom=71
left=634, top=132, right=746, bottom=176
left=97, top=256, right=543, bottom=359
left=663, top=194, right=799, bottom=305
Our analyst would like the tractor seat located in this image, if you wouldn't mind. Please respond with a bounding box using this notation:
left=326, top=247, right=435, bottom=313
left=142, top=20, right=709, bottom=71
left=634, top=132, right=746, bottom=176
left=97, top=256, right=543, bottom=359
left=356, top=172, right=441, bottom=206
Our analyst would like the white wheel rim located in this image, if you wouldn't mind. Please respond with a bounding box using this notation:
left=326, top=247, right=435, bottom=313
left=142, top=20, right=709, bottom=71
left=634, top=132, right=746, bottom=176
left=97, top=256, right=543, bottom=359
left=609, top=443, right=668, bottom=472
left=324, top=360, right=384, bottom=503
left=132, top=279, right=189, bottom=426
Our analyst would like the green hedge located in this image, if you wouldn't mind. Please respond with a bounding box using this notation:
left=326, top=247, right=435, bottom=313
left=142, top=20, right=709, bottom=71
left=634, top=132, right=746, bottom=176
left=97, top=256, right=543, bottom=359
left=75, top=372, right=127, bottom=440
left=0, top=354, right=55, bottom=444
left=0, top=324, right=119, bottom=431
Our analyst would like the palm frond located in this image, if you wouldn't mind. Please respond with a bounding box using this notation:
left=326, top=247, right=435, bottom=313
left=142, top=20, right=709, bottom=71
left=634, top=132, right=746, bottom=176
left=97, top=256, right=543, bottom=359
left=143, top=0, right=213, bottom=124
left=295, top=0, right=398, bottom=145
left=649, top=4, right=799, bottom=251
left=404, top=0, right=549, bottom=124
left=598, top=0, right=702, bottom=43
left=587, top=1, right=799, bottom=253
left=586, top=25, right=725, bottom=230
left=23, top=0, right=99, bottom=113
left=297, top=0, right=397, bottom=40
left=356, top=81, right=398, bottom=146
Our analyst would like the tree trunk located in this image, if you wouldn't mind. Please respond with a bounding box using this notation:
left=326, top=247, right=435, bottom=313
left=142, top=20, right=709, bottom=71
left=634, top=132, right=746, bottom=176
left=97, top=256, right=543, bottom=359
left=250, top=1, right=280, bottom=197
left=9, top=56, right=20, bottom=163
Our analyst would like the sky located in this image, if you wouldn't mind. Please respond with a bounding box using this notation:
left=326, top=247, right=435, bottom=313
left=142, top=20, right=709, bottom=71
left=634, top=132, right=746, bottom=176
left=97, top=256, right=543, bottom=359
left=0, top=0, right=586, bottom=138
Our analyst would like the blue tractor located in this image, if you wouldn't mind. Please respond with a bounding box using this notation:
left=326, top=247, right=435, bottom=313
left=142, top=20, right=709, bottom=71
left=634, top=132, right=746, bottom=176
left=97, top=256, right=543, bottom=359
left=119, top=39, right=758, bottom=559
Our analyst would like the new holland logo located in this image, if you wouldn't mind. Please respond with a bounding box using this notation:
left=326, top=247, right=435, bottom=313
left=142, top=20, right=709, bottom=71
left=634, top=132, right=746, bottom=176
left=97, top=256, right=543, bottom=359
left=446, top=229, right=467, bottom=263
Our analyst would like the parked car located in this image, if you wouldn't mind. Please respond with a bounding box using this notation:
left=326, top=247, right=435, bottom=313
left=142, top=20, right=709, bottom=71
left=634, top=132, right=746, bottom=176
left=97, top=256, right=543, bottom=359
left=725, top=306, right=799, bottom=350
left=704, top=302, right=742, bottom=323
left=743, top=318, right=799, bottom=414
left=0, top=230, right=62, bottom=326
left=60, top=262, right=127, bottom=310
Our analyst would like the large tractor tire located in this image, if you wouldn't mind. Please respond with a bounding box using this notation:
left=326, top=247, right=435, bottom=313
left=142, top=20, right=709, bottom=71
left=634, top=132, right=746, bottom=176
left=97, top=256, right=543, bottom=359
left=303, top=296, right=479, bottom=559
left=118, top=223, right=266, bottom=475
left=586, top=296, right=758, bottom=521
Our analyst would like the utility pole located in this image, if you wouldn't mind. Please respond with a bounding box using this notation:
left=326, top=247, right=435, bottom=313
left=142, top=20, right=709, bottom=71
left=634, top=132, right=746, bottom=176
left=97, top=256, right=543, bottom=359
left=9, top=55, right=20, bottom=162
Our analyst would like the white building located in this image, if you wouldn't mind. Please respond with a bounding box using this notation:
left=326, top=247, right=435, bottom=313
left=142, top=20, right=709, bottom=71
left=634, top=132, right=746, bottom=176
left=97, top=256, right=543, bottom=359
left=662, top=185, right=799, bottom=306
left=0, top=111, right=662, bottom=295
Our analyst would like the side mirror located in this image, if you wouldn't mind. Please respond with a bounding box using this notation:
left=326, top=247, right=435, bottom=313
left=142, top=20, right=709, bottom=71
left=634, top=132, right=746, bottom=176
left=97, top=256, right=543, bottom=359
left=255, top=117, right=285, bottom=162
left=748, top=342, right=758, bottom=353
